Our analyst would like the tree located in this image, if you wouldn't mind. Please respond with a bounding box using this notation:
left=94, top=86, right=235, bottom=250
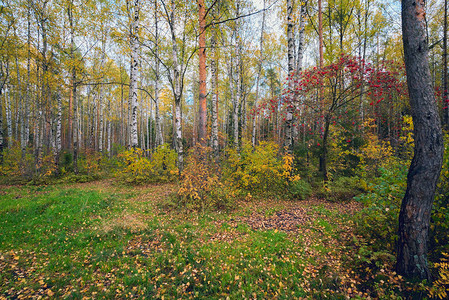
left=197, top=0, right=207, bottom=145
left=128, top=0, right=140, bottom=149
left=397, top=0, right=444, bottom=281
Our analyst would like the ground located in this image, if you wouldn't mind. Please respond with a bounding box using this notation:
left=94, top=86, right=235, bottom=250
left=0, top=180, right=399, bottom=299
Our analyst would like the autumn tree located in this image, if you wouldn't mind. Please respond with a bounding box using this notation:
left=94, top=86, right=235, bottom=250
left=396, top=0, right=444, bottom=281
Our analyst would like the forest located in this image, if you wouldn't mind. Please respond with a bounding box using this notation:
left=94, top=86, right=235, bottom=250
left=1, top=0, right=449, bottom=298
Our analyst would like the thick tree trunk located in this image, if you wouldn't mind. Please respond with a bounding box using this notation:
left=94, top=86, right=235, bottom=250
left=397, top=0, right=444, bottom=281
left=128, top=0, right=140, bottom=149
left=198, top=0, right=207, bottom=145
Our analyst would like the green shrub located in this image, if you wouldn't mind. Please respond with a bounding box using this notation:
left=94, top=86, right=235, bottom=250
left=354, top=160, right=407, bottom=252
left=288, top=179, right=312, bottom=200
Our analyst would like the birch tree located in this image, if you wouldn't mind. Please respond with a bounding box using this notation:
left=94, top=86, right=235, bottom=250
left=128, top=0, right=140, bottom=149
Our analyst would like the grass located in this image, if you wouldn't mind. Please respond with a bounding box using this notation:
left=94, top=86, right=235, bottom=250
left=0, top=180, right=397, bottom=299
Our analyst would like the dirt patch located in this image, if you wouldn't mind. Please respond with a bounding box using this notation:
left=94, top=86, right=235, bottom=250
left=96, top=212, right=148, bottom=233
left=235, top=198, right=363, bottom=233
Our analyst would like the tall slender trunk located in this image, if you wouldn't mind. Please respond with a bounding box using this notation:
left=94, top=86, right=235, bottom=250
left=55, top=92, right=62, bottom=167
left=198, top=0, right=207, bottom=145
left=285, top=0, right=295, bottom=153
left=397, top=0, right=444, bottom=281
left=168, top=0, right=183, bottom=170
left=107, top=99, right=112, bottom=155
left=211, top=29, right=219, bottom=156
left=252, top=0, right=266, bottom=147
left=128, top=0, right=140, bottom=149
left=233, top=1, right=241, bottom=149
left=154, top=0, right=163, bottom=146
left=0, top=90, right=3, bottom=163
left=23, top=0, right=31, bottom=155
left=5, top=86, right=12, bottom=146
left=443, top=0, right=448, bottom=126
left=296, top=0, right=307, bottom=72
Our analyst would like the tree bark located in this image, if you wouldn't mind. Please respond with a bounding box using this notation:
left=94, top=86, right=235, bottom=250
left=210, top=29, right=219, bottom=157
left=397, top=0, right=444, bottom=281
left=285, top=0, right=295, bottom=153
left=128, top=0, right=140, bottom=149
left=443, top=0, right=448, bottom=127
left=252, top=0, right=266, bottom=148
left=198, top=0, right=207, bottom=145
left=154, top=0, right=164, bottom=147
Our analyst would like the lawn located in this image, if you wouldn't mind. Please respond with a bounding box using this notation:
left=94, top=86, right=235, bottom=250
left=0, top=180, right=400, bottom=299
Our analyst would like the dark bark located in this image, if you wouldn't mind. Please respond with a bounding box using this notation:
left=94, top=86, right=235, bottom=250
left=443, top=0, right=448, bottom=127
left=397, top=0, right=444, bottom=281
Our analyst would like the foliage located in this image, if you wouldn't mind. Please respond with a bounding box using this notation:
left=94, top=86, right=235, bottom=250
left=430, top=134, right=449, bottom=257
left=354, top=160, right=408, bottom=252
left=428, top=253, right=449, bottom=299
left=320, top=176, right=364, bottom=202
left=117, top=144, right=178, bottom=184
left=224, top=141, right=299, bottom=198
left=178, top=145, right=234, bottom=210
left=287, top=179, right=312, bottom=200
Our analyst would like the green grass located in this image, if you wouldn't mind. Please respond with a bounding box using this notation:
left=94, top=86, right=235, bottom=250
left=0, top=180, right=393, bottom=299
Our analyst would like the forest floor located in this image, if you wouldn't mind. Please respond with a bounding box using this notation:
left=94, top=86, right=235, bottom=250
left=0, top=179, right=404, bottom=299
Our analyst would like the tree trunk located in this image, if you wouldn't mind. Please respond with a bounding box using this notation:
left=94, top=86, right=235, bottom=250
left=211, top=29, right=219, bottom=157
left=154, top=0, right=164, bottom=147
left=443, top=0, right=448, bottom=127
left=252, top=0, right=266, bottom=147
left=168, top=0, right=184, bottom=170
left=233, top=1, right=240, bottom=149
left=285, top=0, right=295, bottom=153
left=198, top=0, right=207, bottom=145
left=55, top=92, right=62, bottom=167
left=397, top=0, right=444, bottom=281
left=0, top=89, right=3, bottom=164
left=128, top=0, right=140, bottom=149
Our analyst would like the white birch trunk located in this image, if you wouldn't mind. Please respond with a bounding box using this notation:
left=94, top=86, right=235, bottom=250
left=210, top=32, right=219, bottom=156
left=252, top=0, right=266, bottom=147
left=5, top=86, right=12, bottom=146
left=154, top=0, right=164, bottom=147
left=128, top=0, right=140, bottom=149
left=233, top=1, right=241, bottom=149
left=285, top=0, right=295, bottom=153
left=55, top=92, right=62, bottom=162
left=168, top=0, right=183, bottom=170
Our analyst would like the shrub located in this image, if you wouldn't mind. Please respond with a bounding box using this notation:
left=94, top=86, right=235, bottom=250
left=178, top=145, right=234, bottom=210
left=322, top=176, right=364, bottom=202
left=354, top=159, right=407, bottom=252
left=117, top=144, right=178, bottom=184
left=428, top=253, right=449, bottom=299
left=223, top=141, right=299, bottom=198
left=430, top=134, right=449, bottom=258
left=288, top=179, right=312, bottom=200
left=148, top=144, right=178, bottom=182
